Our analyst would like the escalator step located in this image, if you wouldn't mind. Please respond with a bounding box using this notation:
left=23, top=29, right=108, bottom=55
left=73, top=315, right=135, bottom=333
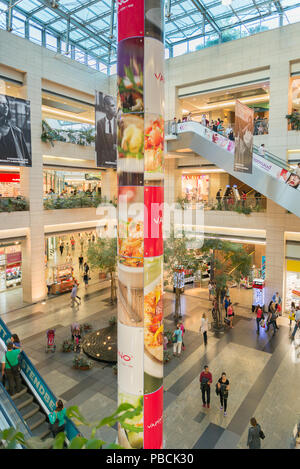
left=25, top=411, right=46, bottom=431
left=13, top=392, right=33, bottom=410
left=19, top=402, right=40, bottom=420
left=31, top=421, right=52, bottom=441
left=5, top=385, right=27, bottom=399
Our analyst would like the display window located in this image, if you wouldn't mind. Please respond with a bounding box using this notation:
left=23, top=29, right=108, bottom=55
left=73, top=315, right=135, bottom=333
left=286, top=259, right=300, bottom=307
left=0, top=244, right=22, bottom=292
left=0, top=172, right=20, bottom=197
left=43, top=170, right=101, bottom=196
left=6, top=263, right=22, bottom=288
left=181, top=174, right=209, bottom=203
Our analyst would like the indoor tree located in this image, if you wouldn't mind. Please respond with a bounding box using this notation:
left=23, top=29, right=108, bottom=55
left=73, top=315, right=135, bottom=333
left=87, top=237, right=117, bottom=304
left=164, top=231, right=202, bottom=322
left=201, top=238, right=252, bottom=330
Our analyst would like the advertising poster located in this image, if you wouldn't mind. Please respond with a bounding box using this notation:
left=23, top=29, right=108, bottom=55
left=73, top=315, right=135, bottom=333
left=0, top=94, right=31, bottom=167
left=144, top=386, right=163, bottom=449
left=234, top=100, right=254, bottom=173
left=144, top=114, right=164, bottom=182
left=95, top=91, right=117, bottom=168
left=118, top=0, right=144, bottom=43
left=118, top=388, right=144, bottom=449
left=118, top=322, right=144, bottom=395
left=117, top=38, right=144, bottom=115
left=145, top=0, right=164, bottom=42
left=118, top=113, right=144, bottom=173
left=144, top=39, right=165, bottom=114
left=144, top=186, right=163, bottom=257
left=144, top=256, right=163, bottom=393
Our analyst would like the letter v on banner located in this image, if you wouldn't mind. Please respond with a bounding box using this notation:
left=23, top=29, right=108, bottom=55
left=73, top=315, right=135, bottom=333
left=117, top=0, right=164, bottom=450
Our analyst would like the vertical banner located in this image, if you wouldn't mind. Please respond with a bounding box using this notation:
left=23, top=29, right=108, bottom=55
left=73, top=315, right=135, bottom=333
left=95, top=92, right=117, bottom=168
left=234, top=100, right=254, bottom=173
left=117, top=0, right=164, bottom=450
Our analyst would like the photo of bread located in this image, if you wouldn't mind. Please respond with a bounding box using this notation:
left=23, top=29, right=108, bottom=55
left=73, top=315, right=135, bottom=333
left=118, top=114, right=144, bottom=173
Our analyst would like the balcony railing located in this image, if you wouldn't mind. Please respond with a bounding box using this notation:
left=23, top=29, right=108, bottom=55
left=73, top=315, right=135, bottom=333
left=43, top=193, right=116, bottom=210
left=0, top=196, right=29, bottom=212
left=177, top=197, right=266, bottom=214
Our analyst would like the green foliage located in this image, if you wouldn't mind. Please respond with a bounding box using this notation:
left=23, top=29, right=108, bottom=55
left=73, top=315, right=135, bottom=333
left=44, top=193, right=104, bottom=210
left=0, top=402, right=143, bottom=449
left=73, top=355, right=93, bottom=369
left=87, top=237, right=117, bottom=275
left=0, top=197, right=29, bottom=213
left=41, top=120, right=95, bottom=147
left=109, top=315, right=117, bottom=326
left=286, top=112, right=300, bottom=130
left=62, top=339, right=73, bottom=352
left=164, top=232, right=202, bottom=284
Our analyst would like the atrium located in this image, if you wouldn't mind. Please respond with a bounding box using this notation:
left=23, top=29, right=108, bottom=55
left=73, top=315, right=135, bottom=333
left=0, top=0, right=300, bottom=452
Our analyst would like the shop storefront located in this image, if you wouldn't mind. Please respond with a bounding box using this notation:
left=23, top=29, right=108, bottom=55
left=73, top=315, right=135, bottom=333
left=285, top=259, right=300, bottom=307
left=0, top=244, right=22, bottom=292
left=0, top=172, right=20, bottom=197
left=181, top=174, right=209, bottom=203
left=43, top=169, right=101, bottom=196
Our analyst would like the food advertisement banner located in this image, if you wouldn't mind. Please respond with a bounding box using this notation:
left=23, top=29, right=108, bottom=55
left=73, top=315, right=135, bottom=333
left=144, top=114, right=164, bottom=182
left=144, top=186, right=163, bottom=257
left=117, top=0, right=144, bottom=42
left=118, top=388, right=144, bottom=449
left=144, top=256, right=163, bottom=394
left=144, top=386, right=163, bottom=449
left=118, top=322, right=144, bottom=395
left=144, top=39, right=165, bottom=115
left=234, top=100, right=254, bottom=173
left=118, top=113, right=144, bottom=174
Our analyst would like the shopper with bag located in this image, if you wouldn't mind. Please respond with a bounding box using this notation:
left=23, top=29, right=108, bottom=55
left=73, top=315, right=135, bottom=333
left=247, top=417, right=265, bottom=449
left=227, top=304, right=234, bottom=328
left=200, top=313, right=208, bottom=346
left=217, top=372, right=230, bottom=416
left=1, top=342, right=22, bottom=396
left=199, top=365, right=212, bottom=409
left=48, top=400, right=67, bottom=438
left=255, top=305, right=264, bottom=334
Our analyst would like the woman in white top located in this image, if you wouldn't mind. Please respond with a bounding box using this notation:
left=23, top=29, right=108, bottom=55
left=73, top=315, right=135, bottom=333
left=200, top=313, right=208, bottom=346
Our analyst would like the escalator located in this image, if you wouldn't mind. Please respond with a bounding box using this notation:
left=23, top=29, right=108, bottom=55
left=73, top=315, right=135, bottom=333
left=166, top=121, right=300, bottom=217
left=0, top=318, right=79, bottom=446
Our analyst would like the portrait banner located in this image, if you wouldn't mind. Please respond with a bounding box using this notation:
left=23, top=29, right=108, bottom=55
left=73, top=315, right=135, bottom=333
left=95, top=91, right=117, bottom=168
left=234, top=100, right=254, bottom=174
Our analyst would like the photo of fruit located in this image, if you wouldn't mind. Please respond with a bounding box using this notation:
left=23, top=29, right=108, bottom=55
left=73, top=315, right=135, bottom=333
left=118, top=391, right=143, bottom=449
left=145, top=115, right=164, bottom=176
left=118, top=114, right=144, bottom=173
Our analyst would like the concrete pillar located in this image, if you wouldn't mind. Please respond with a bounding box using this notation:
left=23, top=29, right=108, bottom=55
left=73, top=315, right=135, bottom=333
left=265, top=200, right=286, bottom=309
left=101, top=168, right=117, bottom=202
left=19, top=72, right=46, bottom=303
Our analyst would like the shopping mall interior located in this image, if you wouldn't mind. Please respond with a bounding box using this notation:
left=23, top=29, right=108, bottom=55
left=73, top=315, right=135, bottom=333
left=0, top=0, right=300, bottom=452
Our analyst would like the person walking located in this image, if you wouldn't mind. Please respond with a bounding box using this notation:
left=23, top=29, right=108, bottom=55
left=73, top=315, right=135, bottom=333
left=247, top=417, right=263, bottom=449
left=227, top=303, right=234, bottom=328
left=289, top=302, right=296, bottom=328
left=255, top=305, right=264, bottom=334
left=11, top=334, right=21, bottom=349
left=83, top=271, right=89, bottom=289
left=291, top=307, right=300, bottom=341
left=258, top=144, right=265, bottom=157
left=216, top=188, right=222, bottom=208
left=241, top=190, right=247, bottom=209
left=272, top=291, right=282, bottom=315
left=78, top=255, right=84, bottom=271
left=200, top=365, right=212, bottom=409
left=46, top=276, right=52, bottom=295
left=59, top=242, right=64, bottom=256
left=84, top=262, right=90, bottom=275
left=172, top=324, right=183, bottom=357
left=1, top=342, right=22, bottom=396
left=224, top=295, right=230, bottom=317
left=70, top=283, right=80, bottom=307
left=217, top=372, right=230, bottom=416
left=266, top=301, right=279, bottom=334
left=48, top=400, right=67, bottom=439
left=200, top=313, right=208, bottom=346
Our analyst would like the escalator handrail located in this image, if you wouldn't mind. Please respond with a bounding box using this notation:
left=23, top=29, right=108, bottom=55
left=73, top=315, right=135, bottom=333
left=0, top=318, right=80, bottom=442
left=0, top=381, right=32, bottom=443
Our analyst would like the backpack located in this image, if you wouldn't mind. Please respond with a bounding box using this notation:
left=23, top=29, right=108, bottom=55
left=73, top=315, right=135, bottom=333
left=201, top=376, right=209, bottom=390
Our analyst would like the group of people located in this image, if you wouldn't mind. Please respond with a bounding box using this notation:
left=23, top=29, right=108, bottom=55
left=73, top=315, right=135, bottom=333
left=58, top=232, right=96, bottom=258
left=45, top=186, right=101, bottom=199
left=216, top=185, right=262, bottom=210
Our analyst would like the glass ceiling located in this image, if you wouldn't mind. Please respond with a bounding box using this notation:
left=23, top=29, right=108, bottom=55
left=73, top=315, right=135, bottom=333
left=0, top=0, right=300, bottom=75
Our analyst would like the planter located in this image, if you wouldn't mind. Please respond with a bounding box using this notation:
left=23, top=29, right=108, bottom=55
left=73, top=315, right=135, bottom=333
left=99, top=272, right=107, bottom=280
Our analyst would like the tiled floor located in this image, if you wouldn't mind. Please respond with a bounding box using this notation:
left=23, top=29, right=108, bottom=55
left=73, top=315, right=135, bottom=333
left=1, top=283, right=299, bottom=449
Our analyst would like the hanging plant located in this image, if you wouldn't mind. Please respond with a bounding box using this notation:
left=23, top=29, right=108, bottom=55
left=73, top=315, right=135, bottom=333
left=286, top=112, right=300, bottom=131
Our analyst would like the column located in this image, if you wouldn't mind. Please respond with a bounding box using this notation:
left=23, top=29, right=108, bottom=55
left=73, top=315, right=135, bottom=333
left=265, top=200, right=286, bottom=309
left=116, top=0, right=164, bottom=449
left=20, top=72, right=46, bottom=302
left=101, top=168, right=117, bottom=202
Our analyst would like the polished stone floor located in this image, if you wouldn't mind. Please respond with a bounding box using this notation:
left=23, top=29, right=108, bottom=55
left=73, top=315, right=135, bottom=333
left=0, top=281, right=299, bottom=449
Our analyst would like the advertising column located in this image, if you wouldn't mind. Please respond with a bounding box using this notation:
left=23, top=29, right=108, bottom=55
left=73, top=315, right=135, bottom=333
left=117, top=0, right=164, bottom=450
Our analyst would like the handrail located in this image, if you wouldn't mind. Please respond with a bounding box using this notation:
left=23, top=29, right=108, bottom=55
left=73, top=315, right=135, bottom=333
left=0, top=382, right=32, bottom=442
left=0, top=318, right=80, bottom=442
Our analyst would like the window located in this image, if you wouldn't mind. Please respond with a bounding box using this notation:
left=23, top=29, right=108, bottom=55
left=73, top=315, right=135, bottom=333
left=46, top=33, right=57, bottom=51
left=29, top=24, right=42, bottom=44
left=173, top=42, right=188, bottom=57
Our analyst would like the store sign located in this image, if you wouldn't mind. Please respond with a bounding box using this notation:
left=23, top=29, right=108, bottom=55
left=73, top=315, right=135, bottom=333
left=6, top=252, right=21, bottom=264
left=0, top=173, right=20, bottom=183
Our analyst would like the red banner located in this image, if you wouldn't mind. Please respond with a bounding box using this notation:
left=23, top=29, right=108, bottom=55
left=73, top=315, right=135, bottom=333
left=6, top=252, right=22, bottom=264
left=0, top=173, right=20, bottom=183
left=144, top=186, right=163, bottom=257
left=144, top=386, right=163, bottom=449
left=118, top=0, right=144, bottom=42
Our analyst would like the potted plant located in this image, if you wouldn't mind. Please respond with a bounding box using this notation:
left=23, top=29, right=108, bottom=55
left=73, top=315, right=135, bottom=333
left=73, top=355, right=93, bottom=370
left=99, top=271, right=107, bottom=280
left=164, top=330, right=173, bottom=346
left=62, top=339, right=73, bottom=353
